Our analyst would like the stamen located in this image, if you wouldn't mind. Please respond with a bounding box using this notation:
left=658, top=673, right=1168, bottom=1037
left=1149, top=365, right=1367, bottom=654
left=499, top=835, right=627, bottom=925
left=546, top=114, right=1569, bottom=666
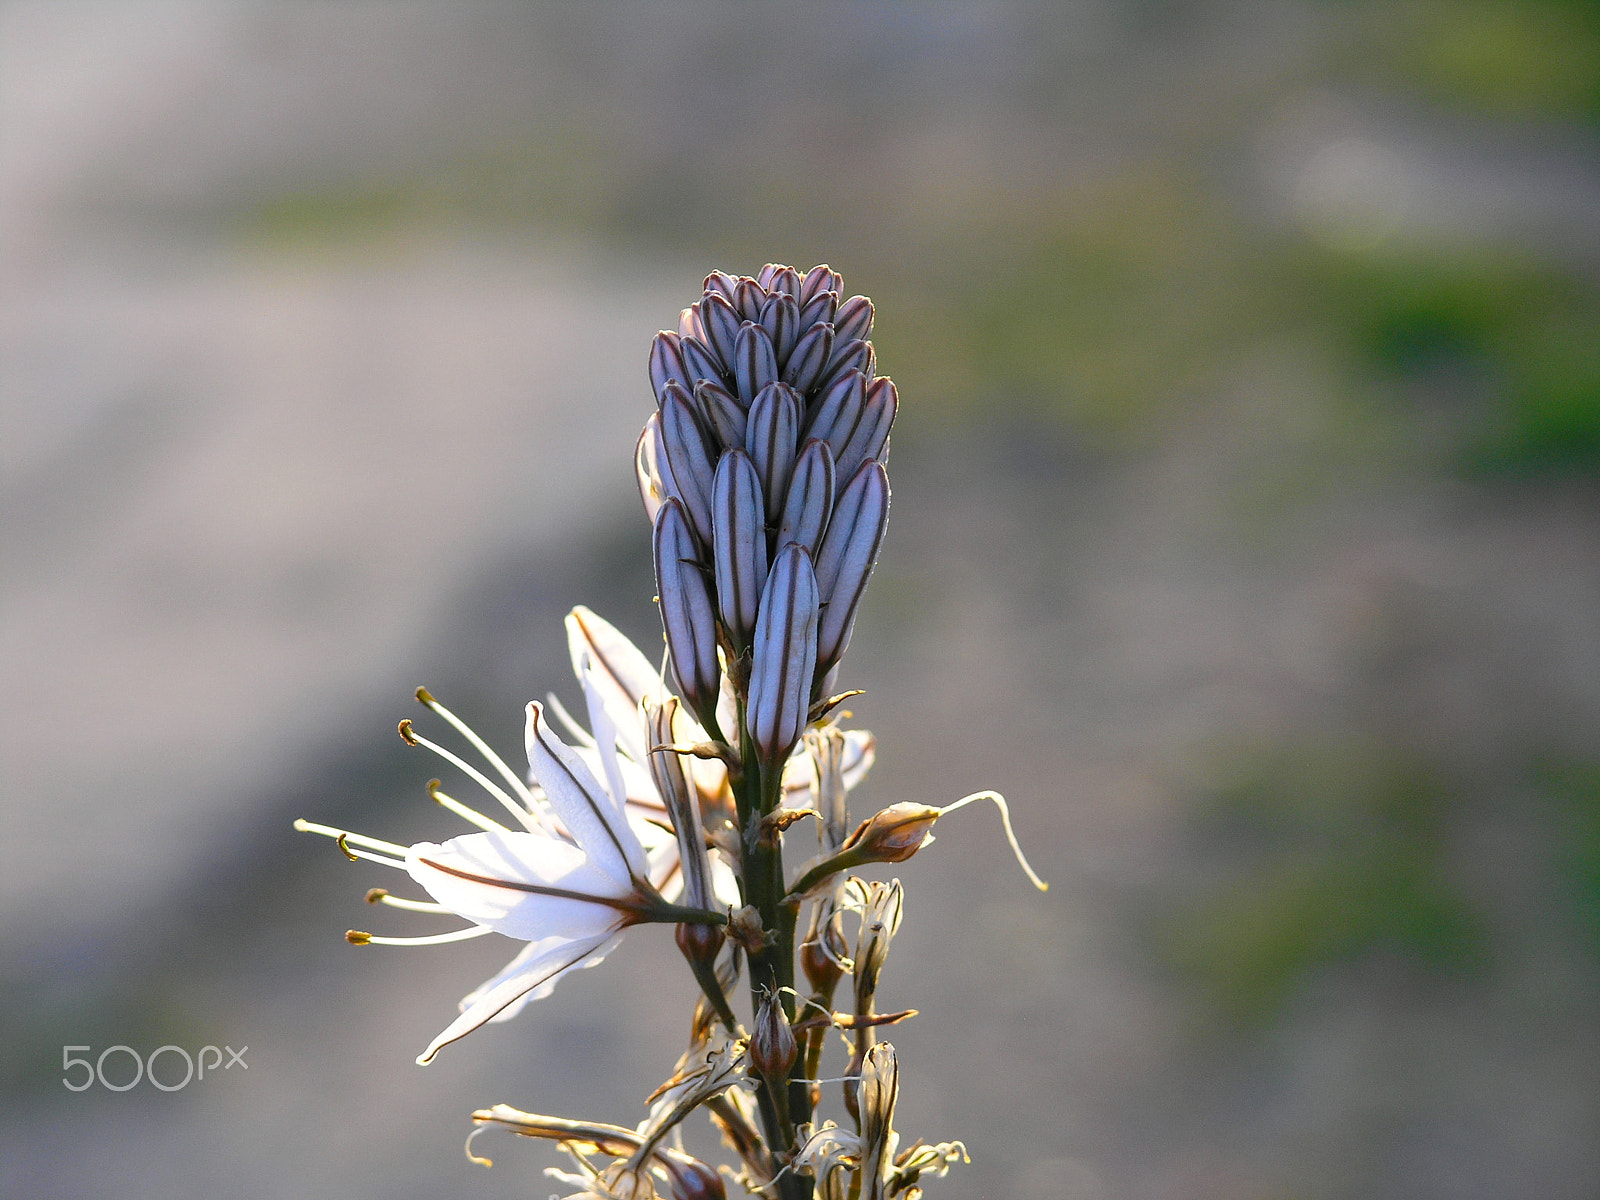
left=429, top=779, right=510, bottom=833
left=939, top=790, right=1049, bottom=891
left=400, top=724, right=547, bottom=835
left=358, top=925, right=495, bottom=947
left=366, top=888, right=451, bottom=914
left=464, top=1126, right=495, bottom=1169
left=414, top=688, right=544, bottom=809
left=294, top=819, right=409, bottom=858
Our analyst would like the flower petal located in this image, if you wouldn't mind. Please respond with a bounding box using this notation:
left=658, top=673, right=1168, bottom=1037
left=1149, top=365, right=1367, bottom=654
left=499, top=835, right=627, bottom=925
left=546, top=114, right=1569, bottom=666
left=416, top=930, right=623, bottom=1064
left=525, top=704, right=649, bottom=886
left=406, top=831, right=630, bottom=940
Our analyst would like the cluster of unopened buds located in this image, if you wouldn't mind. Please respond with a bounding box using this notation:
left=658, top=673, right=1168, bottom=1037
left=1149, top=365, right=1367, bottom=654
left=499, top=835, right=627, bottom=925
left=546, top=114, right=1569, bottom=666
left=299, top=264, right=1045, bottom=1199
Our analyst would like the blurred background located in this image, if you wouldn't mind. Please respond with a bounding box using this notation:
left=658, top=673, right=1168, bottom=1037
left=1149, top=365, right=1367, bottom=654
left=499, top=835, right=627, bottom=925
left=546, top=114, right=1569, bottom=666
left=3, top=2, right=1598, bottom=1197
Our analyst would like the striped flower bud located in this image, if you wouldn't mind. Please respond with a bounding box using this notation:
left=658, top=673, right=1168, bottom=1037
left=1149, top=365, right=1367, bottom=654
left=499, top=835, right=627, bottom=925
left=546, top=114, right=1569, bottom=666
left=711, top=449, right=768, bottom=647
left=833, top=377, right=896, bottom=488
left=746, top=543, right=819, bottom=766
left=759, top=291, right=799, bottom=365
left=782, top=320, right=834, bottom=394
left=699, top=291, right=741, bottom=373
left=649, top=331, right=689, bottom=402
left=744, top=382, right=800, bottom=523
left=703, top=270, right=738, bottom=303
left=653, top=499, right=720, bottom=716
left=797, top=289, right=838, bottom=331
left=775, top=438, right=835, bottom=556
left=733, top=322, right=778, bottom=406
left=645, top=697, right=717, bottom=911
left=806, top=370, right=866, bottom=453
left=799, top=264, right=842, bottom=305
left=694, top=379, right=746, bottom=451
left=812, top=460, right=890, bottom=676
left=733, top=277, right=764, bottom=322
left=817, top=337, right=874, bottom=394
left=759, top=262, right=801, bottom=296
left=833, top=294, right=874, bottom=344
left=680, top=335, right=724, bottom=391
left=660, top=387, right=717, bottom=548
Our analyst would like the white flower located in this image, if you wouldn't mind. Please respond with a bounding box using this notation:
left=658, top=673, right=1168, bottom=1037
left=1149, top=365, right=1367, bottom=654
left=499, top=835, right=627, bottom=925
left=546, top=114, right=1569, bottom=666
left=298, top=608, right=735, bottom=1064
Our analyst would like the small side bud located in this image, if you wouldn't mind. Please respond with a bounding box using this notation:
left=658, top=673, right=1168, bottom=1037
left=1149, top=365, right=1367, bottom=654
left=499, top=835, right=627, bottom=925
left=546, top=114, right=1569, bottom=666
left=675, top=919, right=725, bottom=974
left=802, top=900, right=850, bottom=998
left=841, top=802, right=940, bottom=865
left=750, top=992, right=797, bottom=1082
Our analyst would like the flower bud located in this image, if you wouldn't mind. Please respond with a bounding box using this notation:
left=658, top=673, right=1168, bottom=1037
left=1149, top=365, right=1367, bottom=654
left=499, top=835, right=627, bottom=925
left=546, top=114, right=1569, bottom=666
left=745, top=382, right=800, bottom=522
left=801, top=895, right=849, bottom=998
left=746, top=544, right=819, bottom=766
left=775, top=438, right=835, bottom=557
left=817, top=337, right=873, bottom=394
left=711, top=449, right=768, bottom=647
left=750, top=992, right=797, bottom=1082
left=782, top=320, right=834, bottom=393
left=759, top=291, right=799, bottom=364
left=833, top=377, right=896, bottom=487
left=694, top=379, right=746, bottom=451
left=699, top=290, right=741, bottom=372
left=733, top=322, right=778, bottom=406
left=660, top=388, right=717, bottom=548
left=799, top=263, right=843, bottom=306
left=654, top=499, right=720, bottom=716
left=649, top=331, right=689, bottom=402
left=680, top=334, right=724, bottom=391
left=833, top=294, right=874, bottom=344
left=675, top=919, right=726, bottom=977
left=812, top=460, right=890, bottom=677
left=840, top=802, right=939, bottom=865
left=806, top=370, right=865, bottom=451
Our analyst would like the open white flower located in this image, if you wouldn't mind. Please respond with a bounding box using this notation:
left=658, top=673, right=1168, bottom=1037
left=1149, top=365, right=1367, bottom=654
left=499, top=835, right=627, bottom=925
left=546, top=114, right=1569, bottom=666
left=298, top=608, right=735, bottom=1064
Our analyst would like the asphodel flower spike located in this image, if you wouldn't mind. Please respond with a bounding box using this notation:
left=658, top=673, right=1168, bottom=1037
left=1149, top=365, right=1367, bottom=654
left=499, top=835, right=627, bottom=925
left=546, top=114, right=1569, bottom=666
left=306, top=264, right=1044, bottom=1200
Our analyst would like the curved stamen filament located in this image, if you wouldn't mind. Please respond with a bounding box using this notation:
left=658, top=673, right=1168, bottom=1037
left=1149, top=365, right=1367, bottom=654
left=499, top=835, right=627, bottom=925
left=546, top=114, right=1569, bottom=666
left=349, top=925, right=494, bottom=946
left=415, top=688, right=544, bottom=809
left=294, top=819, right=409, bottom=861
left=401, top=721, right=549, bottom=835
left=366, top=888, right=451, bottom=913
left=429, top=780, right=510, bottom=834
left=939, top=790, right=1049, bottom=892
